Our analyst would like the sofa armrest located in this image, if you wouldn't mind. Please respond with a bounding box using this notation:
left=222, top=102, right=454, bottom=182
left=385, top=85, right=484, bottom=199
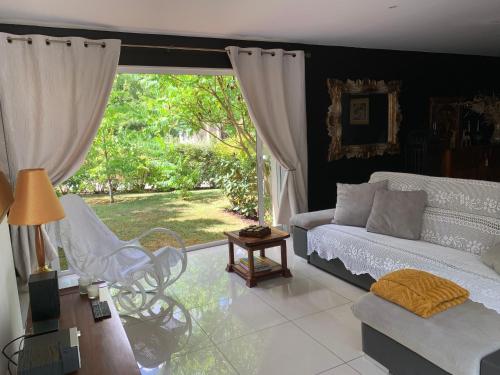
left=290, top=209, right=335, bottom=230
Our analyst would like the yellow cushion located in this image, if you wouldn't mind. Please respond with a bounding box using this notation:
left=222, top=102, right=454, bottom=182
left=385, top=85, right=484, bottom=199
left=370, top=269, right=469, bottom=318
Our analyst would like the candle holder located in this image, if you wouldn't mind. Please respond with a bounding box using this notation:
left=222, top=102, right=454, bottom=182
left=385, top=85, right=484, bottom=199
left=87, top=283, right=99, bottom=299
left=78, top=277, right=92, bottom=295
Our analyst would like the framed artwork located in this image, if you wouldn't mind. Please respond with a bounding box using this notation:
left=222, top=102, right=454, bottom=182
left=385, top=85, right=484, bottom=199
left=350, top=98, right=370, bottom=125
left=326, top=79, right=402, bottom=161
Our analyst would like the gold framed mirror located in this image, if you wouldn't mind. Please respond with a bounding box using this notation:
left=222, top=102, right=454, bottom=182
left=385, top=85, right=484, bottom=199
left=326, top=79, right=402, bottom=161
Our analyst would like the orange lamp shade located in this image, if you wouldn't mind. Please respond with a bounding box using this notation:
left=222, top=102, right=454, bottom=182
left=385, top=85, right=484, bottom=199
left=0, top=171, right=14, bottom=222
left=8, top=168, right=65, bottom=225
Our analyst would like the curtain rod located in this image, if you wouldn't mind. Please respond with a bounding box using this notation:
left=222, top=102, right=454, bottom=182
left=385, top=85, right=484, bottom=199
left=122, top=43, right=311, bottom=58
left=6, top=36, right=106, bottom=47
left=5, top=36, right=311, bottom=57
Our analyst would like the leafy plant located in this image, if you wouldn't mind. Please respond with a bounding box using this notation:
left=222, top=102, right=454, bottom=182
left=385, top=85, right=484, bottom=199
left=213, top=149, right=258, bottom=218
left=63, top=73, right=262, bottom=218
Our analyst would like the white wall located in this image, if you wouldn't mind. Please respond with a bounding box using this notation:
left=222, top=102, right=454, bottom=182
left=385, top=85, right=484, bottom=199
left=0, top=219, right=23, bottom=373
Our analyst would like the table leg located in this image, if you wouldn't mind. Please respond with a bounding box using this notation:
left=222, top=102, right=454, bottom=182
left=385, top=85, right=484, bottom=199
left=247, top=249, right=257, bottom=287
left=260, top=249, right=266, bottom=258
left=281, top=240, right=292, bottom=278
left=225, top=241, right=235, bottom=272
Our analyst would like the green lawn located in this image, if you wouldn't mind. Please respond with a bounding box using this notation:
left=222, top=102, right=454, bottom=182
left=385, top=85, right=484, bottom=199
left=58, top=189, right=257, bottom=270
left=83, top=189, right=257, bottom=249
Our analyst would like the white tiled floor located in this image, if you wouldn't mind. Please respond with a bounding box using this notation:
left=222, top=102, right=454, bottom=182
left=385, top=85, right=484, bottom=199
left=120, top=240, right=389, bottom=375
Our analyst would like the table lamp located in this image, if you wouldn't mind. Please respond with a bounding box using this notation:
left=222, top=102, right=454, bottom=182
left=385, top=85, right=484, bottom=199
left=8, top=168, right=65, bottom=272
left=0, top=171, right=14, bottom=223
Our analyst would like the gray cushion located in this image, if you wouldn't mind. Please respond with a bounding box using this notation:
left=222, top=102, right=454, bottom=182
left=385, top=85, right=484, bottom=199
left=482, top=243, right=500, bottom=275
left=333, top=180, right=388, bottom=227
left=290, top=209, right=335, bottom=230
left=352, top=293, right=500, bottom=375
left=366, top=189, right=427, bottom=240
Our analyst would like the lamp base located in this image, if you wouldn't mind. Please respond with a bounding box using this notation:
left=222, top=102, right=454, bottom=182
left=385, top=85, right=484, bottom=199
left=36, top=264, right=52, bottom=273
left=29, top=270, right=60, bottom=322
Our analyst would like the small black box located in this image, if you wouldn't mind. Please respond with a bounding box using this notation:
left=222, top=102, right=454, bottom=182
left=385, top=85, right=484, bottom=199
left=29, top=270, right=60, bottom=322
left=18, top=328, right=81, bottom=375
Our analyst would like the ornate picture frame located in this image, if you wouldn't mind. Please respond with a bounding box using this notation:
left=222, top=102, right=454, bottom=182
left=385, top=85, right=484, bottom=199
left=326, top=79, right=402, bottom=161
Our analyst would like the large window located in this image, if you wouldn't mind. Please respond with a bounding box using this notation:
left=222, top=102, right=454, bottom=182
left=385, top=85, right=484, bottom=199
left=54, top=68, right=279, bottom=272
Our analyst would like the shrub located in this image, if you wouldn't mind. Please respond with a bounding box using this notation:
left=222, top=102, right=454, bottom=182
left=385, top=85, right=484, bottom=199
left=63, top=140, right=259, bottom=218
left=163, top=142, right=259, bottom=218
left=161, top=143, right=218, bottom=194
left=212, top=146, right=258, bottom=218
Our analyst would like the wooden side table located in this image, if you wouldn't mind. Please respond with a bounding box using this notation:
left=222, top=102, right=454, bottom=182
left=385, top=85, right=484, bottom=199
left=224, top=228, right=292, bottom=287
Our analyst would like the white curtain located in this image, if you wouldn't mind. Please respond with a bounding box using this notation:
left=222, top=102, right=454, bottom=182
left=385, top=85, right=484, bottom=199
left=0, top=33, right=121, bottom=282
left=226, top=46, right=308, bottom=224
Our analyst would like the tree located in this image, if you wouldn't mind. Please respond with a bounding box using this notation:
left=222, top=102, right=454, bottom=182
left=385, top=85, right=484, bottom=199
left=69, top=74, right=172, bottom=201
left=64, top=73, right=263, bottom=211
left=162, top=75, right=256, bottom=158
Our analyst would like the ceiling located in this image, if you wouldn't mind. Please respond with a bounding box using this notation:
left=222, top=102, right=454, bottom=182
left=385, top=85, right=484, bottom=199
left=1, top=0, right=500, bottom=56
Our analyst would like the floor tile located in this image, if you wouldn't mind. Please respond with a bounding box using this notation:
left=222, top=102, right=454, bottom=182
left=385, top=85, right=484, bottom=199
left=217, top=322, right=343, bottom=375
left=166, top=345, right=237, bottom=375
left=250, top=271, right=298, bottom=290
left=122, top=296, right=212, bottom=361
left=250, top=239, right=296, bottom=268
left=116, top=245, right=375, bottom=375
left=348, top=356, right=389, bottom=375
left=319, top=364, right=360, bottom=375
left=170, top=270, right=250, bottom=310
left=292, top=258, right=325, bottom=279
left=295, top=303, right=362, bottom=361
left=186, top=244, right=239, bottom=267
left=253, top=275, right=350, bottom=319
left=309, top=271, right=367, bottom=302
left=191, top=293, right=287, bottom=343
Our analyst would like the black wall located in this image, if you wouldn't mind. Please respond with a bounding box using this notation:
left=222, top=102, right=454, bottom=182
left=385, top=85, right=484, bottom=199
left=1, top=23, right=499, bottom=211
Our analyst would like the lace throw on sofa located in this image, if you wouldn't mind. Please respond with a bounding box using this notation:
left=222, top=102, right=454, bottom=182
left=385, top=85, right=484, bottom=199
left=369, top=172, right=500, bottom=256
left=307, top=225, right=500, bottom=313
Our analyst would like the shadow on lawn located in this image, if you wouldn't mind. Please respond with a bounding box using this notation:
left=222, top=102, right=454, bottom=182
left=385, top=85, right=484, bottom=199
left=181, top=190, right=225, bottom=204
left=164, top=217, right=228, bottom=234
left=86, top=191, right=180, bottom=206
left=128, top=218, right=232, bottom=250
left=93, top=205, right=189, bottom=224
left=86, top=190, right=222, bottom=207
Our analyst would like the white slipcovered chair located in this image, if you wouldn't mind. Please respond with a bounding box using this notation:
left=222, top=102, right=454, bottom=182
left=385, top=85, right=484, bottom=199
left=46, top=194, right=187, bottom=314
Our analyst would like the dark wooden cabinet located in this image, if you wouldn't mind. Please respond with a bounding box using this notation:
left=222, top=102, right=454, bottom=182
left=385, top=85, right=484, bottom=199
left=405, top=97, right=500, bottom=182
left=442, top=146, right=500, bottom=182
left=405, top=130, right=500, bottom=182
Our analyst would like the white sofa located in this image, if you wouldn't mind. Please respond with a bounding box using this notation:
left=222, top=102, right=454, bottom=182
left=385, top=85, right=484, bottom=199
left=291, top=171, right=500, bottom=311
left=291, top=172, right=500, bottom=375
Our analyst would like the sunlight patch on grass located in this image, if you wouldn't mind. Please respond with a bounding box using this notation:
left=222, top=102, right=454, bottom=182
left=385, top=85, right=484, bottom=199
left=83, top=189, right=257, bottom=249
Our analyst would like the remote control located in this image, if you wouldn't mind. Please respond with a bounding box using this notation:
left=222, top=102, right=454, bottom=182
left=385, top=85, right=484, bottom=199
left=91, top=299, right=103, bottom=321
left=90, top=299, right=112, bottom=321
left=99, top=301, right=112, bottom=320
